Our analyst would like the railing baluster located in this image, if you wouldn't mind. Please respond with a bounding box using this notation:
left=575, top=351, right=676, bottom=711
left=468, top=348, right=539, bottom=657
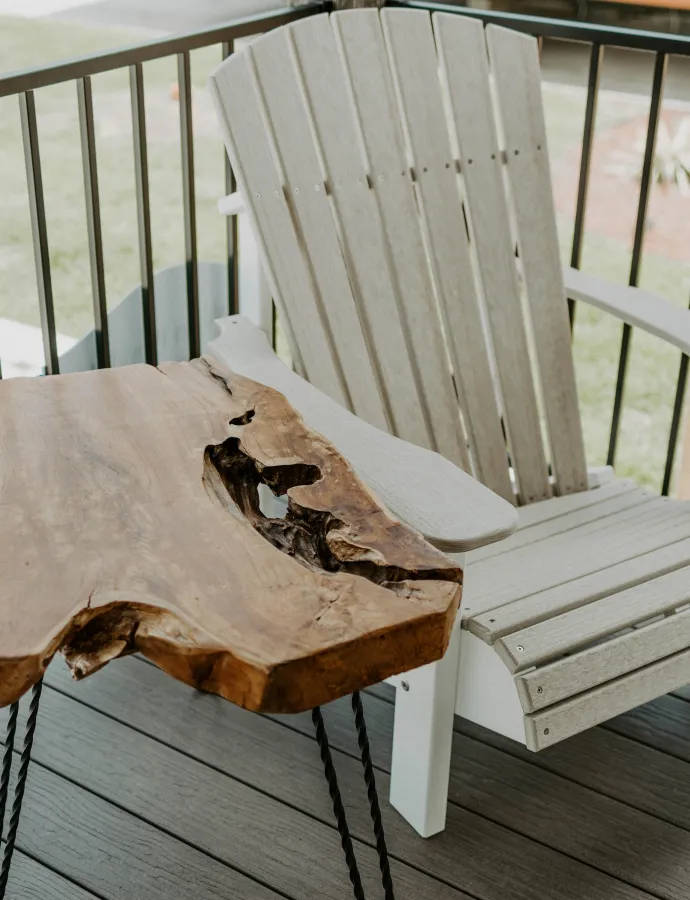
left=19, top=90, right=59, bottom=376
left=129, top=62, right=157, bottom=366
left=606, top=51, right=667, bottom=468
left=177, top=50, right=200, bottom=360
left=662, top=300, right=690, bottom=496
left=77, top=76, right=110, bottom=369
left=569, top=42, right=603, bottom=330
left=222, top=40, right=239, bottom=317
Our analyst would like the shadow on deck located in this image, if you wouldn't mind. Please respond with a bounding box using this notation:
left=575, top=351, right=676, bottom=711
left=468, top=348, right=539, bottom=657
left=2, top=655, right=690, bottom=900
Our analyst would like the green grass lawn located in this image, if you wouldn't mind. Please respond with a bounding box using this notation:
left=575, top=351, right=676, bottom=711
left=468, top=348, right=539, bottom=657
left=1, top=15, right=689, bottom=492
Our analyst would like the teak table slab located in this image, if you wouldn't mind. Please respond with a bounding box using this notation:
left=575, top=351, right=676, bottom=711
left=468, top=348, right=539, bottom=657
left=0, top=356, right=463, bottom=900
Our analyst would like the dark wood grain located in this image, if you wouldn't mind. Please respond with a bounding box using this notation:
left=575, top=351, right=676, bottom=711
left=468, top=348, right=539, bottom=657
left=43, top=659, right=654, bottom=900
left=0, top=361, right=461, bottom=712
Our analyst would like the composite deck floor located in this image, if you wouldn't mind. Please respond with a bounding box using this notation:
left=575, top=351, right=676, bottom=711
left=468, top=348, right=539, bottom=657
left=2, top=654, right=690, bottom=900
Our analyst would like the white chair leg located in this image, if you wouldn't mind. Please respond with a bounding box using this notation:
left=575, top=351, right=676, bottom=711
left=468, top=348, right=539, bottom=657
left=388, top=619, right=462, bottom=838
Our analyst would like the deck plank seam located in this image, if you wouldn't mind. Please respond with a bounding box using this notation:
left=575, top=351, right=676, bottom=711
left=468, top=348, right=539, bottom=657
left=25, top=683, right=480, bottom=900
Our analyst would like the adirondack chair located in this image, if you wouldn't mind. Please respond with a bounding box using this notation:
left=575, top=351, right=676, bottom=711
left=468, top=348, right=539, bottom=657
left=207, top=8, right=690, bottom=839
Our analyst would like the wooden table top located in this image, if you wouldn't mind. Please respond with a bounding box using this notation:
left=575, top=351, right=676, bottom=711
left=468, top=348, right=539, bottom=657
left=0, top=358, right=462, bottom=713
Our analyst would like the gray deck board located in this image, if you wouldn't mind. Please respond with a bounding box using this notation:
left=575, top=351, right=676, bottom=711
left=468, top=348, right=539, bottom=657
left=5, top=851, right=100, bottom=900
left=3, top=657, right=690, bottom=899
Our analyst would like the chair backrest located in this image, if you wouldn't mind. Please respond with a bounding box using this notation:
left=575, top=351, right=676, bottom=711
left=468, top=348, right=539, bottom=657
left=209, top=8, right=588, bottom=506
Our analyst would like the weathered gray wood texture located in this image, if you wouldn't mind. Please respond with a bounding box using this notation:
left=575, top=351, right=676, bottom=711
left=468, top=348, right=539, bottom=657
left=3, top=656, right=690, bottom=898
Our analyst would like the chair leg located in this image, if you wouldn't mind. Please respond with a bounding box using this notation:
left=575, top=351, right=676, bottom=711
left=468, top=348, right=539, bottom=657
left=388, top=622, right=461, bottom=838
left=0, top=679, right=43, bottom=899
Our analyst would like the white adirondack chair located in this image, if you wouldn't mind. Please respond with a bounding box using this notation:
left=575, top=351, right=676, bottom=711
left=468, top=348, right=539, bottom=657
left=207, top=8, right=690, bottom=839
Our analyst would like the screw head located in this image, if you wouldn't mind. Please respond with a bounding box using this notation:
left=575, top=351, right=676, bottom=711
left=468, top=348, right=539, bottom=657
left=401, top=680, right=410, bottom=692
left=516, top=645, right=524, bottom=652
left=537, top=687, right=543, bottom=694
left=255, top=193, right=261, bottom=199
left=294, top=187, right=299, bottom=194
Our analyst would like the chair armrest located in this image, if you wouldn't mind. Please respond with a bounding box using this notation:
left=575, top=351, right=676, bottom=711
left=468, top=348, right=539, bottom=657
left=205, top=316, right=518, bottom=553
left=564, top=266, right=690, bottom=355
left=217, top=192, right=245, bottom=216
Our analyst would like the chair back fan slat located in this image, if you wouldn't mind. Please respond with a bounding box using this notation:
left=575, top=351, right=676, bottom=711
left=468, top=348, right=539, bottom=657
left=333, top=9, right=470, bottom=469
left=485, top=24, right=588, bottom=496
left=208, top=51, right=349, bottom=411
left=380, top=8, right=514, bottom=502
left=433, top=13, right=553, bottom=504
left=287, top=15, right=433, bottom=450
left=209, top=10, right=589, bottom=505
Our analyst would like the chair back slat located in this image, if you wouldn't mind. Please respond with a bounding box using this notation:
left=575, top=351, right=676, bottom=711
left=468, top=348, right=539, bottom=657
left=381, top=8, right=514, bottom=501
left=485, top=24, right=588, bottom=495
left=210, top=9, right=590, bottom=505
left=288, top=15, right=434, bottom=450
left=248, top=28, right=394, bottom=431
left=331, top=9, right=470, bottom=468
left=433, top=13, right=552, bottom=504
left=209, top=51, right=349, bottom=411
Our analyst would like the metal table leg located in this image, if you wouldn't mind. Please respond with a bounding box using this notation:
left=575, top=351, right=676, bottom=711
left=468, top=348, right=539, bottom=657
left=312, top=692, right=396, bottom=900
left=0, top=680, right=43, bottom=899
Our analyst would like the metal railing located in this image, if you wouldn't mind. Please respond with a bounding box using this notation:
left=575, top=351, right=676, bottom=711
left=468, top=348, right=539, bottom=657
left=395, top=0, right=690, bottom=495
left=0, top=4, right=321, bottom=378
left=2, top=0, right=690, bottom=493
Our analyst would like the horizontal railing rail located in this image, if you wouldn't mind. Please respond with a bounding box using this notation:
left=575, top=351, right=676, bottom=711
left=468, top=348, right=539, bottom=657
left=391, top=0, right=690, bottom=54
left=393, top=0, right=690, bottom=495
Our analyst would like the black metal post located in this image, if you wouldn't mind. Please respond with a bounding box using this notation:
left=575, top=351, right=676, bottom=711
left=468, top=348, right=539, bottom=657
left=569, top=42, right=603, bottom=329
left=662, top=315, right=690, bottom=496
left=607, top=51, right=667, bottom=467
left=177, top=50, right=200, bottom=360
left=19, top=91, right=59, bottom=376
left=77, top=75, right=111, bottom=369
left=222, top=41, right=239, bottom=317
left=130, top=62, right=158, bottom=366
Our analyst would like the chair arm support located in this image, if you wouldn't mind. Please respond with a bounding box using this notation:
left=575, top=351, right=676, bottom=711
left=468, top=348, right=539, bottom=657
left=564, top=266, right=690, bottom=355
left=217, top=192, right=245, bottom=216
left=205, top=316, right=518, bottom=553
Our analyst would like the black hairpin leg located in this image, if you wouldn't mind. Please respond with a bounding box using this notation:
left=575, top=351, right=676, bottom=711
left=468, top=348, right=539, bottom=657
left=351, top=692, right=395, bottom=900
left=0, top=680, right=43, bottom=899
left=312, top=695, right=396, bottom=900
left=312, top=706, right=367, bottom=900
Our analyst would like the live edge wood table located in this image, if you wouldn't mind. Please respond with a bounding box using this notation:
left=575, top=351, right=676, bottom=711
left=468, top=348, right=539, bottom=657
left=0, top=353, right=463, bottom=900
